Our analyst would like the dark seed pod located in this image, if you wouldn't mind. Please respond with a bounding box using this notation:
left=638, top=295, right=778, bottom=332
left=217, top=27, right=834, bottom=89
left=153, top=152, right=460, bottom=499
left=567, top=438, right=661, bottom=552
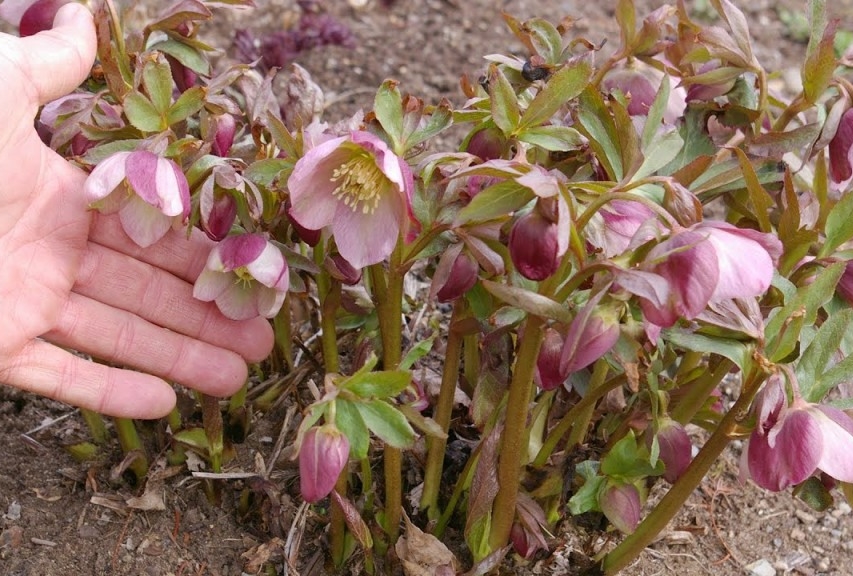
left=522, top=60, right=551, bottom=82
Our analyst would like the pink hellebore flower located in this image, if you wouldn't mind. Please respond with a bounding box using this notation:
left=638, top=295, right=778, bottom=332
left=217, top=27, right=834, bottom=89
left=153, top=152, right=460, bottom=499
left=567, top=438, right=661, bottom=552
left=639, top=221, right=781, bottom=327
left=653, top=418, right=692, bottom=483
left=599, top=481, right=641, bottom=534
left=287, top=131, right=415, bottom=269
left=588, top=199, right=661, bottom=258
left=84, top=150, right=190, bottom=248
left=193, top=234, right=289, bottom=321
left=745, top=377, right=853, bottom=492
left=299, top=425, right=350, bottom=503
left=509, top=197, right=569, bottom=281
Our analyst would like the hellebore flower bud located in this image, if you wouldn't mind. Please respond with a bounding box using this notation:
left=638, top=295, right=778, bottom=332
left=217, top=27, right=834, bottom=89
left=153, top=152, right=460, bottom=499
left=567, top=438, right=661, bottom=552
left=599, top=481, right=642, bottom=534
left=653, top=418, right=692, bottom=483
left=465, top=125, right=507, bottom=161
left=602, top=61, right=685, bottom=124
left=299, top=425, right=350, bottom=503
left=200, top=189, right=237, bottom=242
left=286, top=199, right=322, bottom=246
left=210, top=114, right=237, bottom=157
left=837, top=260, right=853, bottom=306
left=509, top=207, right=561, bottom=281
left=432, top=245, right=479, bottom=303
left=325, top=252, right=362, bottom=285
left=829, top=108, right=853, bottom=193
left=167, top=55, right=198, bottom=93
left=0, top=0, right=72, bottom=36
left=535, top=328, right=566, bottom=391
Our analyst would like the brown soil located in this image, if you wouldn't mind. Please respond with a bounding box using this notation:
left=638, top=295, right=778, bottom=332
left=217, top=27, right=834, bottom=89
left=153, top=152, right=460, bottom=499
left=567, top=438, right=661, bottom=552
left=3, top=1, right=853, bottom=575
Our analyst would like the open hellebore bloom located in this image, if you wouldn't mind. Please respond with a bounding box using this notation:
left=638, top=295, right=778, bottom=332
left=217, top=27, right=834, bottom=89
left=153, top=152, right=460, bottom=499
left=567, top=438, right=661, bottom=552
left=299, top=425, right=350, bottom=503
left=193, top=233, right=289, bottom=321
left=0, top=0, right=71, bottom=36
left=84, top=150, right=190, bottom=248
left=287, top=131, right=415, bottom=269
left=602, top=61, right=686, bottom=124
left=829, top=108, right=853, bottom=194
left=745, top=377, right=853, bottom=492
left=587, top=199, right=661, bottom=258
left=639, top=221, right=781, bottom=327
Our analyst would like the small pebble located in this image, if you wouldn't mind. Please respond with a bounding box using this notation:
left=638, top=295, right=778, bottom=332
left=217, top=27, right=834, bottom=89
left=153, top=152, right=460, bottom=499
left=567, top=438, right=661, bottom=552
left=77, top=525, right=99, bottom=540
left=773, top=538, right=783, bottom=548
left=745, top=559, right=776, bottom=576
left=791, top=527, right=806, bottom=541
left=773, top=560, right=790, bottom=572
left=812, top=545, right=825, bottom=554
left=796, top=510, right=817, bottom=524
left=831, top=529, right=842, bottom=539
left=818, top=558, right=830, bottom=571
left=3, top=502, right=20, bottom=521
left=833, top=502, right=852, bottom=517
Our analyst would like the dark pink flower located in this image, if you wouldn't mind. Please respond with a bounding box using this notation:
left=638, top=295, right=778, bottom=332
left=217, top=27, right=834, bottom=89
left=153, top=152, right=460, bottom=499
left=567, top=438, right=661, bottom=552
left=599, top=481, right=641, bottom=534
left=829, top=108, right=853, bottom=194
left=209, top=114, right=237, bottom=157
left=299, top=425, right=350, bottom=503
left=288, top=131, right=415, bottom=269
left=0, top=0, right=71, bottom=36
left=84, top=151, right=190, bottom=248
left=653, top=418, right=692, bottom=483
left=837, top=260, right=853, bottom=306
left=535, top=328, right=566, bottom=391
left=193, top=233, right=289, bottom=320
left=431, top=244, right=479, bottom=303
left=509, top=197, right=568, bottom=281
left=602, top=61, right=685, bottom=124
left=744, top=377, right=853, bottom=491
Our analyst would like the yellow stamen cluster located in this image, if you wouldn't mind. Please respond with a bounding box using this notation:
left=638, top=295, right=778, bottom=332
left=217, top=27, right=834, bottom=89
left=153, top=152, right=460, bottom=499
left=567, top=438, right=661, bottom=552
left=330, top=152, right=386, bottom=214
left=233, top=266, right=255, bottom=288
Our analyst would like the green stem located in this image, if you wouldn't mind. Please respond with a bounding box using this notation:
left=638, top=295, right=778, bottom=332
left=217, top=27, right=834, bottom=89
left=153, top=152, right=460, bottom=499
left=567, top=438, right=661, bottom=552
left=462, top=333, right=480, bottom=398
left=533, top=372, right=625, bottom=467
left=166, top=406, right=186, bottom=466
left=420, top=299, right=466, bottom=518
left=81, top=408, right=108, bottom=445
left=565, top=360, right=610, bottom=449
left=601, top=369, right=765, bottom=574
left=369, top=255, right=405, bottom=545
left=488, top=315, right=546, bottom=550
left=670, top=358, right=733, bottom=426
left=114, top=417, right=148, bottom=482
left=330, top=473, right=349, bottom=566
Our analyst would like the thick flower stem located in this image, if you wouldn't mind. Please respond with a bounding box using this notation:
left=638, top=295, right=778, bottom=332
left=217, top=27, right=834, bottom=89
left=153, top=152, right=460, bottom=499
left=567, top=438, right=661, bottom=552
left=565, top=360, right=610, bottom=448
left=488, top=315, right=546, bottom=551
left=81, top=408, right=108, bottom=445
left=601, top=369, right=765, bottom=574
left=463, top=333, right=480, bottom=398
left=369, top=260, right=405, bottom=544
left=114, top=417, right=148, bottom=483
left=420, top=299, right=466, bottom=519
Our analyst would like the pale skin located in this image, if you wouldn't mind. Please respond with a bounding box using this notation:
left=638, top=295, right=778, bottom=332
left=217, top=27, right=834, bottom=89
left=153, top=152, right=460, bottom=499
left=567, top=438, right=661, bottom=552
left=0, top=5, right=274, bottom=419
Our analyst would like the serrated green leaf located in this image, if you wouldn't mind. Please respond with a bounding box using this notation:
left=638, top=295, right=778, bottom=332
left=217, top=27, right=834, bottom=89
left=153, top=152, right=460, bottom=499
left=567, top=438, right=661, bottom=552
left=244, top=158, right=291, bottom=187
left=374, top=80, right=404, bottom=150
left=142, top=57, right=174, bottom=115
left=334, top=399, right=370, bottom=460
left=342, top=370, right=412, bottom=399
left=123, top=91, right=165, bottom=132
left=797, top=309, right=853, bottom=401
left=405, top=100, right=453, bottom=149
left=600, top=431, right=664, bottom=480
left=489, top=64, right=521, bottom=137
left=400, top=335, right=436, bottom=370
left=633, top=128, right=683, bottom=181
left=577, top=86, right=622, bottom=180
left=664, top=329, right=751, bottom=371
left=568, top=474, right=605, bottom=515
left=732, top=147, right=774, bottom=232
left=517, top=124, right=585, bottom=151
left=518, top=56, right=592, bottom=131
left=355, top=400, right=415, bottom=449
left=151, top=39, right=211, bottom=75
left=524, top=17, right=563, bottom=63
left=481, top=279, right=571, bottom=324
left=660, top=106, right=715, bottom=176
left=453, top=180, right=533, bottom=225
left=167, top=85, right=206, bottom=125
left=820, top=191, right=853, bottom=257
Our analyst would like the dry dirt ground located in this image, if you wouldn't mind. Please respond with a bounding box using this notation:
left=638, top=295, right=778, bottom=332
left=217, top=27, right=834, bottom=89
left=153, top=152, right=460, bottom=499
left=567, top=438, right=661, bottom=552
left=3, top=1, right=853, bottom=575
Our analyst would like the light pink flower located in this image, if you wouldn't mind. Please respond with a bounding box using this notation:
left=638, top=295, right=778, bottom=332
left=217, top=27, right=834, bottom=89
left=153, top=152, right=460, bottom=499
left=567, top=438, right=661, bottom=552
left=638, top=221, right=781, bottom=327
left=745, top=377, right=853, bottom=492
left=193, top=233, right=289, bottom=321
left=84, top=150, right=190, bottom=248
left=287, top=131, right=415, bottom=269
left=299, top=425, right=350, bottom=503
left=588, top=200, right=661, bottom=258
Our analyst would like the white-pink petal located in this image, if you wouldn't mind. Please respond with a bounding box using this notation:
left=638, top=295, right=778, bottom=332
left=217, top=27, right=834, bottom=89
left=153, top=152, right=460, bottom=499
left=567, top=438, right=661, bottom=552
left=119, top=195, right=172, bottom=248
left=84, top=151, right=130, bottom=203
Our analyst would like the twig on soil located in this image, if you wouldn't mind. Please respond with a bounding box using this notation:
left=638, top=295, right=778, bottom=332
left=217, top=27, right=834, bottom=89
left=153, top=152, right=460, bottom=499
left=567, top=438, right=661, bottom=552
left=111, top=510, right=135, bottom=572
left=29, top=538, right=57, bottom=547
left=19, top=409, right=78, bottom=450
left=283, top=501, right=310, bottom=576
left=266, top=405, right=298, bottom=477
left=190, top=471, right=259, bottom=479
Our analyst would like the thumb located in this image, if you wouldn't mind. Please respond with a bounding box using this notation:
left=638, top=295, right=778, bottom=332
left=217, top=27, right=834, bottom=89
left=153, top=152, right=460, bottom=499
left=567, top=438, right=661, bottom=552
left=19, top=2, right=97, bottom=105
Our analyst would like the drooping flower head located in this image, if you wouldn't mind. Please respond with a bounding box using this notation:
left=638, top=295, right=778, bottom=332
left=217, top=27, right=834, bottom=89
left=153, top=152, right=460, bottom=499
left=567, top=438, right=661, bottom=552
left=287, top=131, right=415, bottom=269
left=829, top=108, right=853, bottom=194
left=299, top=425, right=350, bottom=503
left=193, top=233, right=289, bottom=321
left=83, top=150, right=190, bottom=248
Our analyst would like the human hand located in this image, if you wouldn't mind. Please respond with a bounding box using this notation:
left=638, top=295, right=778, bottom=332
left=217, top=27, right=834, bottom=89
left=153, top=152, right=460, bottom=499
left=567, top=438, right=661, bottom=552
left=0, top=4, right=274, bottom=419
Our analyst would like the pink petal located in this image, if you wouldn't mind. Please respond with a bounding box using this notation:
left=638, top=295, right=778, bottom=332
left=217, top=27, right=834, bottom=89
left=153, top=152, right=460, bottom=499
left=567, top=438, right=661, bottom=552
left=218, top=234, right=267, bottom=271
left=245, top=242, right=289, bottom=290
left=648, top=230, right=718, bottom=320
left=125, top=151, right=161, bottom=206
left=287, top=136, right=348, bottom=230
left=351, top=131, right=406, bottom=191
left=192, top=269, right=233, bottom=302
left=18, top=0, right=70, bottom=36
left=84, top=151, right=130, bottom=203
left=332, top=187, right=402, bottom=269
left=256, top=285, right=287, bottom=318
left=747, top=410, right=822, bottom=491
left=157, top=157, right=190, bottom=219
left=812, top=406, right=853, bottom=483
left=214, top=284, right=262, bottom=321
left=600, top=482, right=641, bottom=534
left=704, top=226, right=775, bottom=300
left=119, top=195, right=172, bottom=248
left=0, top=0, right=36, bottom=26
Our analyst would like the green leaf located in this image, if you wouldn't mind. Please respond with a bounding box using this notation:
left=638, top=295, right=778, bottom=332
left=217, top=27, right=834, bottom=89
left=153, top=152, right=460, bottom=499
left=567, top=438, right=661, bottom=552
left=167, top=85, right=206, bottom=125
left=641, top=75, right=672, bottom=151
left=151, top=39, right=211, bottom=75
left=820, top=191, right=853, bottom=257
left=488, top=64, right=521, bottom=137
left=765, top=262, right=845, bottom=357
left=335, top=399, right=370, bottom=459
left=633, top=128, right=683, bottom=181
left=663, top=329, right=751, bottom=371
left=600, top=431, right=664, bottom=480
left=123, top=91, right=165, bottom=132
left=354, top=400, right=416, bottom=449
left=142, top=56, right=174, bottom=115
left=406, top=99, right=453, bottom=150
left=577, top=86, right=622, bottom=180
left=793, top=476, right=834, bottom=512
left=453, top=180, right=533, bottom=225
left=266, top=112, right=300, bottom=159
left=710, top=0, right=755, bottom=65
left=400, top=335, right=436, bottom=370
left=660, top=106, right=715, bottom=175
left=374, top=80, right=404, bottom=151
left=802, top=0, right=836, bottom=104
left=568, top=474, right=605, bottom=515
left=797, top=309, right=853, bottom=402
left=397, top=404, right=447, bottom=439
left=517, top=124, right=585, bottom=151
left=615, top=0, right=637, bottom=49
left=525, top=18, right=563, bottom=63
left=481, top=279, right=571, bottom=324
left=342, top=370, right=412, bottom=399
left=244, top=158, right=291, bottom=188
left=732, top=147, right=774, bottom=232
left=518, top=56, right=592, bottom=131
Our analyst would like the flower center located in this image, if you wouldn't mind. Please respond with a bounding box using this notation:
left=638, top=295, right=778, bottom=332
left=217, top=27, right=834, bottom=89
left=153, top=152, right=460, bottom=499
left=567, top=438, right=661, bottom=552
left=330, top=152, right=386, bottom=214
left=233, top=266, right=254, bottom=287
